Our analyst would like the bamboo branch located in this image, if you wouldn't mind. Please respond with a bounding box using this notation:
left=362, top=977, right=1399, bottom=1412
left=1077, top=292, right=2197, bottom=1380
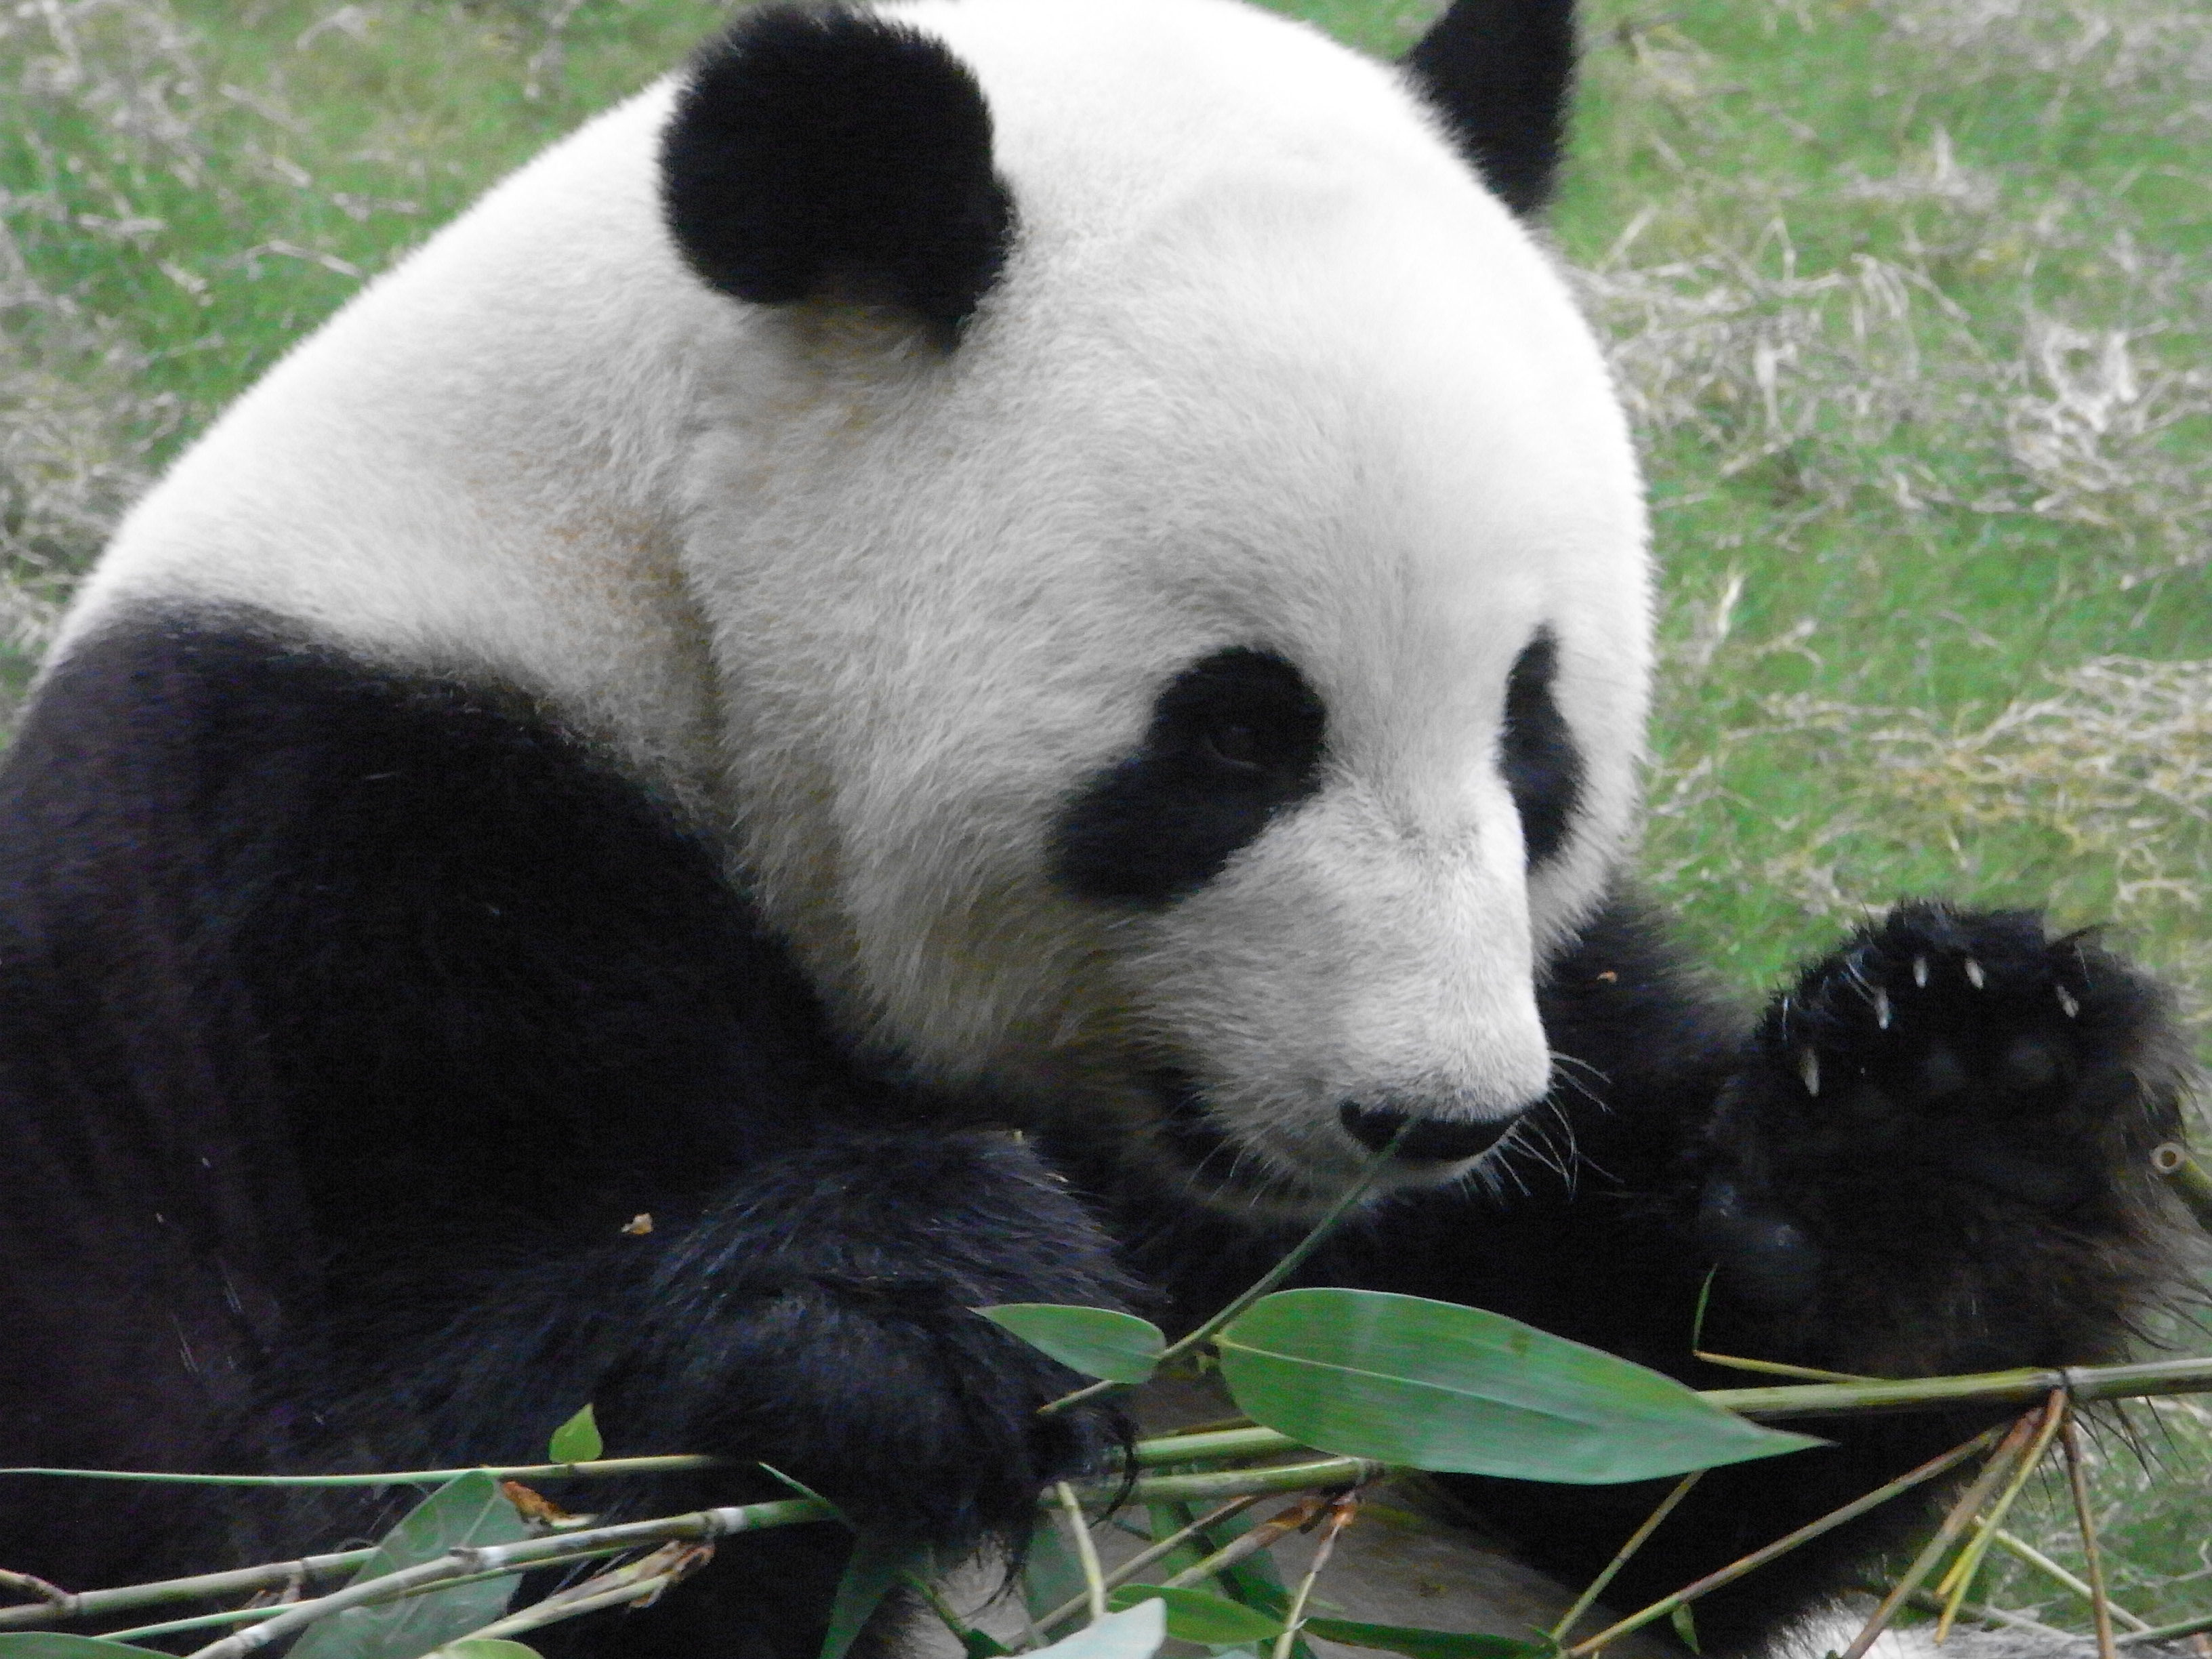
left=1990, top=1530, right=2153, bottom=1633
left=1698, top=1355, right=2212, bottom=1418
left=451, top=1544, right=711, bottom=1643
left=2151, top=1141, right=2212, bottom=1234
left=1057, top=1482, right=1109, bottom=1625
left=3, top=1460, right=1374, bottom=1637
left=181, top=1501, right=812, bottom=1658
left=1272, top=1493, right=1359, bottom=1659
left=0, top=1548, right=378, bottom=1631
left=1033, top=1495, right=1267, bottom=1634
left=1158, top=1494, right=1333, bottom=1594
left=1126, top=1458, right=1380, bottom=1508
left=1935, top=1392, right=2068, bottom=1641
left=0, top=1454, right=719, bottom=1489
left=2062, top=1416, right=2119, bottom=1659
left=1837, top=1406, right=2047, bottom=1659
left=1889, top=1584, right=2074, bottom=1643
left=2116, top=1609, right=2212, bottom=1648
left=1116, top=1351, right=2212, bottom=1480
left=1042, top=1131, right=1410, bottom=1418
left=1561, top=1427, right=2005, bottom=1657
left=1831, top=1406, right=2034, bottom=1659
left=1551, top=1471, right=1704, bottom=1644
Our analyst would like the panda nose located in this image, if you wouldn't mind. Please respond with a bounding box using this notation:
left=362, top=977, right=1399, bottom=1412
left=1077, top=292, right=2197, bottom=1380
left=1338, top=1101, right=1520, bottom=1162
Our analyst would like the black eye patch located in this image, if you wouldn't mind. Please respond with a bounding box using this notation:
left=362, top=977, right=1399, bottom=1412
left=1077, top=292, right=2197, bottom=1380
left=1501, top=629, right=1582, bottom=867
left=1051, top=648, right=1327, bottom=906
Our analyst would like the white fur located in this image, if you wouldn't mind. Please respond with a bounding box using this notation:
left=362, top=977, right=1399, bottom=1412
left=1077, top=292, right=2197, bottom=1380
left=58, top=0, right=1653, bottom=1208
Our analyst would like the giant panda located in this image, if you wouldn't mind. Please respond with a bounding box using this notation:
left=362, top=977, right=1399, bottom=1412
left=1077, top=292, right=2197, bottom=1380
left=0, top=0, right=2192, bottom=1655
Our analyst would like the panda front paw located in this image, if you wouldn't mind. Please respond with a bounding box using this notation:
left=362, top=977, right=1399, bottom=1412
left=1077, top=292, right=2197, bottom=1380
left=1696, top=902, right=2190, bottom=1366
left=598, top=1130, right=1135, bottom=1551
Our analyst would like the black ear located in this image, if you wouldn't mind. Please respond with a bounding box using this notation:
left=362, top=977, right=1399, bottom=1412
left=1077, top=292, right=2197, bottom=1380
left=1403, top=0, right=1576, bottom=218
left=661, top=5, right=1014, bottom=346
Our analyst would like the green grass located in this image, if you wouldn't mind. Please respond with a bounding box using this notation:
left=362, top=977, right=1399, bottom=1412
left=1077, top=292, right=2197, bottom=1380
left=4, top=0, right=2209, bottom=1635
left=1550, top=0, right=2212, bottom=1012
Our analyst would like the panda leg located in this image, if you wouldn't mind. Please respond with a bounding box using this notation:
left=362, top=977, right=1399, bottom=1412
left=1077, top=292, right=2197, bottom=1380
left=0, top=613, right=1130, bottom=1650
left=359, top=1130, right=1134, bottom=1659
left=1320, top=891, right=2194, bottom=1654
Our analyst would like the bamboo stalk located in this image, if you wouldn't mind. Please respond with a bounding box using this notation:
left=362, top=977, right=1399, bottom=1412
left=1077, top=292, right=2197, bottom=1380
left=1934, top=1392, right=2068, bottom=1641
left=0, top=1454, right=718, bottom=1489
left=2116, top=1609, right=2212, bottom=1648
left=1990, top=1530, right=2153, bottom=1633
left=1272, top=1494, right=1359, bottom=1659
left=1126, top=1458, right=1379, bottom=1507
left=1562, top=1427, right=2005, bottom=1657
left=1032, top=1494, right=1268, bottom=1635
left=2062, top=1416, right=2119, bottom=1659
left=2151, top=1141, right=2212, bottom=1234
left=1158, top=1494, right=1334, bottom=1593
left=1700, top=1355, right=2212, bottom=1418
left=0, top=1549, right=377, bottom=1632
left=1118, top=1351, right=2212, bottom=1477
left=181, top=1503, right=811, bottom=1658
left=1837, top=1408, right=2047, bottom=1659
left=1042, top=1132, right=1410, bottom=1419
left=1551, top=1471, right=1704, bottom=1644
left=1057, top=1482, right=1109, bottom=1625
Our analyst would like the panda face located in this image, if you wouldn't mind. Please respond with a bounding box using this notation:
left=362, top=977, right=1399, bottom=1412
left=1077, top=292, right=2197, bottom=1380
left=69, top=0, right=1650, bottom=1214
left=674, top=0, right=1654, bottom=1209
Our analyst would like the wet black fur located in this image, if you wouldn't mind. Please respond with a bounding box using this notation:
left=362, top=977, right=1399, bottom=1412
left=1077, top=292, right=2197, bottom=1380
left=0, top=614, right=2191, bottom=1657
left=661, top=5, right=1014, bottom=346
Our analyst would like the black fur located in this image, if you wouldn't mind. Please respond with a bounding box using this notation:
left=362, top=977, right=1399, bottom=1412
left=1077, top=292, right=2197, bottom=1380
left=1404, top=0, right=1577, bottom=217
left=1050, top=647, right=1328, bottom=905
left=661, top=5, right=1014, bottom=346
left=1502, top=628, right=1582, bottom=866
left=0, top=613, right=2192, bottom=1657
left=1304, top=895, right=2190, bottom=1653
left=0, top=614, right=1130, bottom=1645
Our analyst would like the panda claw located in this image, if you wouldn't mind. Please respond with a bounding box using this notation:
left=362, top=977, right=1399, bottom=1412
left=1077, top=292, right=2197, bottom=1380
left=1799, top=1048, right=1820, bottom=1097
left=1873, top=987, right=1891, bottom=1030
left=2056, top=985, right=2079, bottom=1019
left=1912, top=955, right=1929, bottom=987
left=1964, top=958, right=1986, bottom=989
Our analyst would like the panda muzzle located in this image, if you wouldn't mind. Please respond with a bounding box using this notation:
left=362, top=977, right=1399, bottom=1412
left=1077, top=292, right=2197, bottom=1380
left=1338, top=1101, right=1519, bottom=1162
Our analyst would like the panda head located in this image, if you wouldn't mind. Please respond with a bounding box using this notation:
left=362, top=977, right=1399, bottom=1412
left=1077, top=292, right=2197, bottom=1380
left=662, top=0, right=1650, bottom=1211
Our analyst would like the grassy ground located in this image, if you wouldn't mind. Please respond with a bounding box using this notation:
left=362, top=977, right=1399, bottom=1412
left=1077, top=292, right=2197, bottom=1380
left=3, top=0, right=2207, bottom=1636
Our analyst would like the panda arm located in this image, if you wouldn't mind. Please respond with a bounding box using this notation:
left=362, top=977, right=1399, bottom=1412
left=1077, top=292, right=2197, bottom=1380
left=0, top=608, right=1128, bottom=1595
left=1318, top=885, right=2192, bottom=1653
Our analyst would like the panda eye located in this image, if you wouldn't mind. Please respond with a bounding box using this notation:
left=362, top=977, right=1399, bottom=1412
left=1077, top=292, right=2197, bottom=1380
left=1200, top=718, right=1265, bottom=771
left=1501, top=628, right=1584, bottom=868
left=1050, top=647, right=1328, bottom=905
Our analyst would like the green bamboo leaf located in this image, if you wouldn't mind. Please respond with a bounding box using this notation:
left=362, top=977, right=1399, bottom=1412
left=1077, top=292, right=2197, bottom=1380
left=1020, top=1518, right=1090, bottom=1626
left=0, top=1640, right=161, bottom=1656
left=546, top=1403, right=602, bottom=1465
left=1670, top=1606, right=1702, bottom=1652
left=1027, top=1600, right=1166, bottom=1659
left=821, top=1531, right=928, bottom=1659
left=288, top=1470, right=532, bottom=1659
left=977, top=1305, right=1165, bottom=1385
left=1216, top=1288, right=1822, bottom=1483
left=1107, top=1586, right=1285, bottom=1644
left=422, top=1644, right=544, bottom=1659
left=1302, top=1620, right=1549, bottom=1659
